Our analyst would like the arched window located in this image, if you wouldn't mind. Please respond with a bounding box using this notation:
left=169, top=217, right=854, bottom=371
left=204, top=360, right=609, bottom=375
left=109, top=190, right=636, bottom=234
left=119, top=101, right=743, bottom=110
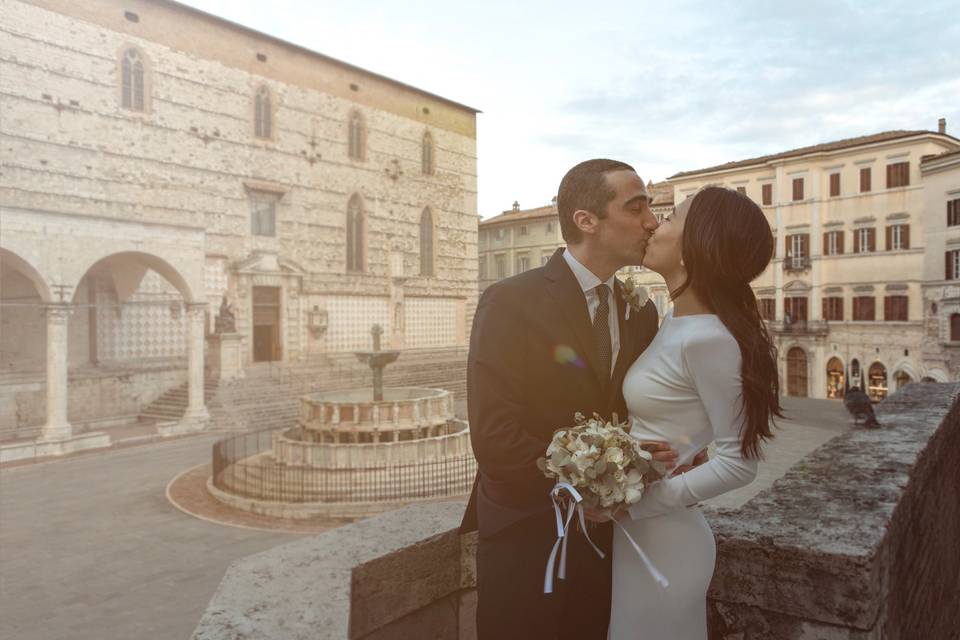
left=420, top=207, right=434, bottom=276
left=346, top=195, right=365, bottom=272
left=951, top=313, right=960, bottom=341
left=120, top=48, right=146, bottom=111
left=348, top=110, right=366, bottom=161
left=254, top=85, right=272, bottom=139
left=422, top=131, right=435, bottom=175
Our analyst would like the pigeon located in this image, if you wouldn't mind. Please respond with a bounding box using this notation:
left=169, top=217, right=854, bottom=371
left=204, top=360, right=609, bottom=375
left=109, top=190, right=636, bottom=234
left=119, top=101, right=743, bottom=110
left=844, top=387, right=880, bottom=428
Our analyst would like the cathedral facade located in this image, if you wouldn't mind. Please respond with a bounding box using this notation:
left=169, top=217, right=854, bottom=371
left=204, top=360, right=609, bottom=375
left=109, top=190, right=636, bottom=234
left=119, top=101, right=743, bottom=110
left=0, top=0, right=478, bottom=447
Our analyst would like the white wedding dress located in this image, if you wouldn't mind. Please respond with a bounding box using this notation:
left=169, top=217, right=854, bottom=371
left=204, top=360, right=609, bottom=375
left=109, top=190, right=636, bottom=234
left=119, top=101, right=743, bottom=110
left=609, top=311, right=759, bottom=640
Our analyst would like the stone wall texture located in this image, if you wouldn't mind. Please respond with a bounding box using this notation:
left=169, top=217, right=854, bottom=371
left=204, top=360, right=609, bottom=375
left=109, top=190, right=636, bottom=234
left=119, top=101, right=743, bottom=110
left=1, top=0, right=479, bottom=371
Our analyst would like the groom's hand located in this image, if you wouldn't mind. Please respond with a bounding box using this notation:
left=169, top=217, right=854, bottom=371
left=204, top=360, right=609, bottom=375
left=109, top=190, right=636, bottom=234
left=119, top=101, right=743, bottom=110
left=638, top=441, right=679, bottom=471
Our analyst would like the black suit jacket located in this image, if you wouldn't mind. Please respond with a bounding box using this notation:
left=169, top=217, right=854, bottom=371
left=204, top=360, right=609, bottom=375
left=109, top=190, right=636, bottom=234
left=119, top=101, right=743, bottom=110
left=461, top=248, right=660, bottom=538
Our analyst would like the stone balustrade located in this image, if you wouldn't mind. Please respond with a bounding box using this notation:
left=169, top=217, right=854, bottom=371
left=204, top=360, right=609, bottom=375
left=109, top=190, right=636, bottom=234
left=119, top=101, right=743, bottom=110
left=299, top=388, right=455, bottom=442
left=194, top=383, right=960, bottom=639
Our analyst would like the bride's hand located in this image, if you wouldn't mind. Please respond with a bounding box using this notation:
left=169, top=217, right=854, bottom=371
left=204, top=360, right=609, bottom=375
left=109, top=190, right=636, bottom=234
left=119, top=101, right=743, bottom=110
left=637, top=441, right=679, bottom=471
left=674, top=448, right=709, bottom=475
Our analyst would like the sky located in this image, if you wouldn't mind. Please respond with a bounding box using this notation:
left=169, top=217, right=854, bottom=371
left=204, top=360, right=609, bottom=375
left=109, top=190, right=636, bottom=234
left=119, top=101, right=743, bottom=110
left=178, top=0, right=960, bottom=218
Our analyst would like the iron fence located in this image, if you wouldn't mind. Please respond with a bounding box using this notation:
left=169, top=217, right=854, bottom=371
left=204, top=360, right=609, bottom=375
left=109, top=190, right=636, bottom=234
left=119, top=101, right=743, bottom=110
left=211, top=428, right=477, bottom=504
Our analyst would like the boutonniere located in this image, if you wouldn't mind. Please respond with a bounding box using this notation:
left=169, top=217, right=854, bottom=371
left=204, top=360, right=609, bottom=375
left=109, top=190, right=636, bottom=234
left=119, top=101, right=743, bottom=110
left=621, top=277, right=649, bottom=321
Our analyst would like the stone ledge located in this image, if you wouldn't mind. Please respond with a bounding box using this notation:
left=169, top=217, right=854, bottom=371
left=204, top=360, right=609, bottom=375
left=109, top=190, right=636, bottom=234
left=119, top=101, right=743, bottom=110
left=191, top=500, right=467, bottom=640
left=0, top=431, right=112, bottom=464
left=706, top=383, right=960, bottom=631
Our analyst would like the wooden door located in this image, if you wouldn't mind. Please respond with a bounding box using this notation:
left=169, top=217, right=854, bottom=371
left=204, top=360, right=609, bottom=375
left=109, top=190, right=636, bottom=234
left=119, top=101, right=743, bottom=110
left=787, top=347, right=808, bottom=397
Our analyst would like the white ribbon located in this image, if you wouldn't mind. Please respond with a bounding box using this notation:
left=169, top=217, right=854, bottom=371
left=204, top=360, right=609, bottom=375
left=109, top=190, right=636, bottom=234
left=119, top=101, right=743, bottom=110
left=542, top=482, right=670, bottom=593
left=543, top=482, right=604, bottom=594
left=610, top=518, right=670, bottom=589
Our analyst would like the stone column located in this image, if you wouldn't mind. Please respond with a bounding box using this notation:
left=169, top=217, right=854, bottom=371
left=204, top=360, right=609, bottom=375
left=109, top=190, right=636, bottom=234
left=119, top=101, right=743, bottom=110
left=184, top=303, right=209, bottom=426
left=40, top=304, right=73, bottom=441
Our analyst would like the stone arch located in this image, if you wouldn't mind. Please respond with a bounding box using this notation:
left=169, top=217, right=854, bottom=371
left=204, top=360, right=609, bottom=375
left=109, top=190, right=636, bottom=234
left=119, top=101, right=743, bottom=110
left=922, top=368, right=949, bottom=383
left=1, top=247, right=51, bottom=302
left=867, top=361, right=888, bottom=402
left=1, top=248, right=51, bottom=373
left=72, top=251, right=195, bottom=304
left=892, top=361, right=918, bottom=392
left=786, top=346, right=808, bottom=397
left=826, top=356, right=844, bottom=399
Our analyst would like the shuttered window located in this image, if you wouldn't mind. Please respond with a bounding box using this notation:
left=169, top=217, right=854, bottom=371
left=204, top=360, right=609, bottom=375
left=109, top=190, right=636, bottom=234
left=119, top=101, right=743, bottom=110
left=886, top=162, right=909, bottom=188
left=884, top=296, right=908, bottom=321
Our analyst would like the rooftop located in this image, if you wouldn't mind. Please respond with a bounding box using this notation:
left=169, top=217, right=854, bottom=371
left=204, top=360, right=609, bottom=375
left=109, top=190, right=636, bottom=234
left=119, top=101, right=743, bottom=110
left=670, top=129, right=960, bottom=179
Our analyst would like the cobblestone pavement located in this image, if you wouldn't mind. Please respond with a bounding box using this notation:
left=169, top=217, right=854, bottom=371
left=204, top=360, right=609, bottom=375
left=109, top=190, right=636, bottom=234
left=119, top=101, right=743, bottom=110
left=0, top=434, right=306, bottom=640
left=0, top=397, right=853, bottom=640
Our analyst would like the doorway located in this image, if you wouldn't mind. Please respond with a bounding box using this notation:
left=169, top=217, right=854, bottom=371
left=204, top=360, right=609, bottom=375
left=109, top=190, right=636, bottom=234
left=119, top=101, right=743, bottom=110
left=826, top=357, right=844, bottom=399
left=252, top=286, right=281, bottom=362
left=787, top=347, right=808, bottom=397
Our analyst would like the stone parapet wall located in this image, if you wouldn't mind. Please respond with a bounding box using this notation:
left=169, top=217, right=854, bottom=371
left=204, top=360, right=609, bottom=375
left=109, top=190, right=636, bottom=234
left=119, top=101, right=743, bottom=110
left=706, top=382, right=960, bottom=638
left=193, top=383, right=960, bottom=639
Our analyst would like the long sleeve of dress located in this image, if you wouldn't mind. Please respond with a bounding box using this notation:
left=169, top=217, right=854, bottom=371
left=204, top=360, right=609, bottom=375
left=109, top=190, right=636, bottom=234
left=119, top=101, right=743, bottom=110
left=628, top=328, right=758, bottom=520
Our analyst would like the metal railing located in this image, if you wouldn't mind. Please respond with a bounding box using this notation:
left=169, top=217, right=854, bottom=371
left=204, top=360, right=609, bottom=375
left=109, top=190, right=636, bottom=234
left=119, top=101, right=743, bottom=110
left=211, top=428, right=477, bottom=504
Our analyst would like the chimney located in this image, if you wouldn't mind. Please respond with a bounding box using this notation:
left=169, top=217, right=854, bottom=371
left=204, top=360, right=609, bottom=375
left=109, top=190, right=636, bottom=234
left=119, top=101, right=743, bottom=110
left=512, top=201, right=520, bottom=212
left=939, top=118, right=946, bottom=134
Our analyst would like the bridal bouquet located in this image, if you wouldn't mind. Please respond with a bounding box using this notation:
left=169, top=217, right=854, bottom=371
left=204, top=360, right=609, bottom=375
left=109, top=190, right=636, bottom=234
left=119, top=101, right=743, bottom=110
left=536, top=412, right=665, bottom=515
left=538, top=412, right=671, bottom=593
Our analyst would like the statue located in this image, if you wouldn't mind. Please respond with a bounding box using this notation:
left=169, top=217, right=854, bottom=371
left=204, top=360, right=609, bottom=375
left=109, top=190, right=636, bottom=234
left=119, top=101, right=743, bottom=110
left=214, top=296, right=236, bottom=334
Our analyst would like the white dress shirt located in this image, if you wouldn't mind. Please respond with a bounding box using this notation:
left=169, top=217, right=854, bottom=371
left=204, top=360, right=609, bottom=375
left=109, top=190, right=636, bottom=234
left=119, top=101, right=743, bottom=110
left=562, top=248, right=620, bottom=376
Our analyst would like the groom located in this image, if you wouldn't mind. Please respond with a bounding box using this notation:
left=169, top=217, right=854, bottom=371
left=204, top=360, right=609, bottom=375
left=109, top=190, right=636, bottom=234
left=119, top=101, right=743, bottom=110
left=462, top=159, right=679, bottom=639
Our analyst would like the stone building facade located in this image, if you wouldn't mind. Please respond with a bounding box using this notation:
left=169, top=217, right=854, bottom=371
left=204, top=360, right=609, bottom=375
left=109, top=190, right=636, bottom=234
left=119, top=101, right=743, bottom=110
left=0, top=0, right=478, bottom=449
left=477, top=200, right=563, bottom=292
left=629, top=125, right=960, bottom=400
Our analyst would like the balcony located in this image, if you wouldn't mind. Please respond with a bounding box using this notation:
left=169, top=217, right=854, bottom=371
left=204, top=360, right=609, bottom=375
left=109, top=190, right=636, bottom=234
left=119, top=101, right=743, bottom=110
left=783, top=256, right=811, bottom=273
left=769, top=319, right=829, bottom=336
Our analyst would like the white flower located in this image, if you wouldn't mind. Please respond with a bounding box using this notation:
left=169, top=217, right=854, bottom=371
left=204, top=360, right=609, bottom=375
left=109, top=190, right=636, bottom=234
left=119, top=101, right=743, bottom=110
left=621, top=277, right=649, bottom=320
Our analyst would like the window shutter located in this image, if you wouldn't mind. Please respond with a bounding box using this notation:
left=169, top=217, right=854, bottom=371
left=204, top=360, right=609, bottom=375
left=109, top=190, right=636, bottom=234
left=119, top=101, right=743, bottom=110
left=868, top=228, right=876, bottom=252
left=885, top=226, right=892, bottom=251
left=860, top=168, right=871, bottom=192
left=822, top=298, right=829, bottom=320
left=884, top=296, right=891, bottom=320
left=854, top=231, right=860, bottom=253
left=947, top=251, right=955, bottom=280
left=823, top=232, right=829, bottom=255
left=903, top=225, right=910, bottom=249
left=801, top=234, right=809, bottom=257
left=785, top=235, right=791, bottom=257
left=837, top=232, right=845, bottom=255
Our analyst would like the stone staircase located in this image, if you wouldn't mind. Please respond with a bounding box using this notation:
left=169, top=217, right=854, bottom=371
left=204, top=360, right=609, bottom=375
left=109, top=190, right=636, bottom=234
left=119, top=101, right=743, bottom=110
left=138, top=380, right=220, bottom=424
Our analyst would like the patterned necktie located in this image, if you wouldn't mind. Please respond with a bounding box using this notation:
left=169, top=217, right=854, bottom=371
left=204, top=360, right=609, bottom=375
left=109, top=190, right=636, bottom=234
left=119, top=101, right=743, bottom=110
left=593, top=284, right=612, bottom=380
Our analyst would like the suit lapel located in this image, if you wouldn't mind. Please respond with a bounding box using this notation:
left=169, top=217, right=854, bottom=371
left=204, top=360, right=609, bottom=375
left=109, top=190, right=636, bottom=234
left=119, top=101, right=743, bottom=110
left=543, top=249, right=605, bottom=387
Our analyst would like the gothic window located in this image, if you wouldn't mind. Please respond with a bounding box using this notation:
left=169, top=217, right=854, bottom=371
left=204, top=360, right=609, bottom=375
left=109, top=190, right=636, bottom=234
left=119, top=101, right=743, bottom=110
left=346, top=195, right=365, bottom=272
left=422, top=131, right=435, bottom=175
left=348, top=110, right=366, bottom=161
left=120, top=48, right=146, bottom=111
left=420, top=207, right=434, bottom=276
left=254, top=85, right=272, bottom=139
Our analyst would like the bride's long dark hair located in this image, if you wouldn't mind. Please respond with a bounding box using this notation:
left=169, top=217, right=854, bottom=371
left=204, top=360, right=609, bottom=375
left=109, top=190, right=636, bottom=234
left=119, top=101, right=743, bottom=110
left=671, top=186, right=782, bottom=458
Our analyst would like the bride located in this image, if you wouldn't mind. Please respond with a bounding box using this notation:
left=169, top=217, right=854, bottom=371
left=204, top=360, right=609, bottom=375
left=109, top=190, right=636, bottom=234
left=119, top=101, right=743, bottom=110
left=608, top=186, right=782, bottom=639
